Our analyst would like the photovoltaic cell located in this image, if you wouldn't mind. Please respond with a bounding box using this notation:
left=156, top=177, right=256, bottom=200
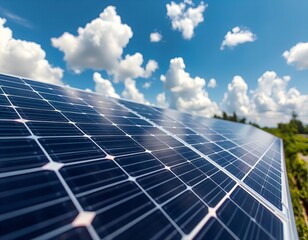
left=0, top=73, right=296, bottom=240
left=0, top=120, right=30, bottom=137
left=39, top=137, right=106, bottom=163
left=0, top=138, right=48, bottom=172
left=0, top=171, right=79, bottom=239
left=61, top=160, right=128, bottom=194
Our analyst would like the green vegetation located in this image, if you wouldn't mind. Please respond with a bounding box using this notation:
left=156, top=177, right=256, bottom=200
left=214, top=112, right=308, bottom=239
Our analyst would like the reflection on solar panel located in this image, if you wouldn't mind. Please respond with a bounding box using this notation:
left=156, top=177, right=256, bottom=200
left=0, top=73, right=297, bottom=240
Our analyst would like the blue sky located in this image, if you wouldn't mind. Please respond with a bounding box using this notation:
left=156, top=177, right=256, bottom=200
left=0, top=0, right=307, bottom=126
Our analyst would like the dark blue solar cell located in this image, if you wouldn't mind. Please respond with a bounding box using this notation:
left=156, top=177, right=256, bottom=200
left=79, top=181, right=141, bottom=211
left=165, top=127, right=196, bottom=135
left=191, top=158, right=219, bottom=176
left=0, top=94, right=10, bottom=106
left=0, top=79, right=30, bottom=90
left=0, top=138, right=48, bottom=172
left=50, top=227, right=92, bottom=240
left=217, top=199, right=273, bottom=240
left=27, top=122, right=83, bottom=136
left=208, top=153, right=231, bottom=167
left=24, top=78, right=58, bottom=88
left=171, top=162, right=206, bottom=186
left=175, top=146, right=201, bottom=161
left=81, top=182, right=155, bottom=238
left=84, top=97, right=113, bottom=106
left=114, top=210, right=181, bottom=240
left=92, top=136, right=145, bottom=156
left=0, top=121, right=30, bottom=136
left=139, top=126, right=167, bottom=136
left=193, top=178, right=226, bottom=207
left=215, top=140, right=237, bottom=149
left=77, top=123, right=125, bottom=136
left=63, top=112, right=111, bottom=124
left=40, top=92, right=67, bottom=102
left=95, top=107, right=119, bottom=117
left=2, top=86, right=42, bottom=99
left=9, top=95, right=54, bottom=110
left=204, top=134, right=226, bottom=141
left=39, top=137, right=106, bottom=163
left=105, top=116, right=136, bottom=125
left=116, top=125, right=149, bottom=135
left=0, top=74, right=24, bottom=83
left=193, top=143, right=220, bottom=155
left=176, top=134, right=206, bottom=144
left=0, top=171, right=67, bottom=214
left=96, top=108, right=136, bottom=118
left=231, top=187, right=283, bottom=240
left=240, top=153, right=259, bottom=166
left=137, top=170, right=186, bottom=204
left=49, top=101, right=83, bottom=113
left=163, top=190, right=208, bottom=234
left=229, top=147, right=248, bottom=158
left=225, top=163, right=247, bottom=179
left=0, top=106, right=19, bottom=119
left=244, top=174, right=263, bottom=192
left=211, top=171, right=236, bottom=192
left=77, top=105, right=99, bottom=114
left=0, top=171, right=78, bottom=240
left=17, top=108, right=69, bottom=122
left=91, top=99, right=117, bottom=107
left=61, top=160, right=127, bottom=194
left=152, top=148, right=188, bottom=166
left=31, top=85, right=57, bottom=94
left=132, top=135, right=169, bottom=151
left=115, top=153, right=164, bottom=176
left=231, top=160, right=250, bottom=174
left=154, top=119, right=182, bottom=128
left=193, top=217, right=235, bottom=240
left=219, top=151, right=238, bottom=162
left=62, top=96, right=88, bottom=106
left=127, top=117, right=152, bottom=126
left=155, top=135, right=184, bottom=148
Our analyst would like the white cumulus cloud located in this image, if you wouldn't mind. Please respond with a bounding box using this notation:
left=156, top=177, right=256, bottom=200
left=52, top=6, right=157, bottom=81
left=283, top=42, right=308, bottom=70
left=93, top=72, right=119, bottom=98
left=252, top=71, right=304, bottom=113
left=184, top=0, right=193, bottom=5
left=166, top=1, right=206, bottom=40
left=221, top=76, right=251, bottom=115
left=150, top=32, right=162, bottom=42
left=160, top=57, right=219, bottom=117
left=208, top=78, right=217, bottom=88
left=142, top=82, right=151, bottom=89
left=156, top=92, right=168, bottom=107
left=52, top=6, right=132, bottom=74
left=0, top=18, right=63, bottom=84
left=144, top=60, right=158, bottom=78
left=220, top=26, right=256, bottom=50
left=113, top=54, right=158, bottom=82
left=122, top=78, right=149, bottom=104
left=221, top=71, right=308, bottom=126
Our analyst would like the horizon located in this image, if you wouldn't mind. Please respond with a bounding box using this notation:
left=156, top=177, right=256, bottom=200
left=0, top=0, right=307, bottom=126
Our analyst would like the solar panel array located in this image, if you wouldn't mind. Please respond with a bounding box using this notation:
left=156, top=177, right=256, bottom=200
left=0, top=73, right=297, bottom=240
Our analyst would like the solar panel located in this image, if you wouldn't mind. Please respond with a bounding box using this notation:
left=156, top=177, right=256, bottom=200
left=0, top=73, right=297, bottom=239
